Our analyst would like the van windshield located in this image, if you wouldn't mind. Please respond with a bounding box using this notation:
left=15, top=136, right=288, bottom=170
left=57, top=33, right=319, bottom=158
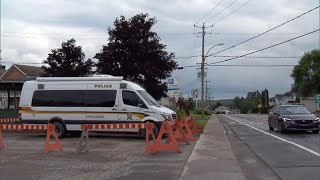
left=137, top=90, right=159, bottom=106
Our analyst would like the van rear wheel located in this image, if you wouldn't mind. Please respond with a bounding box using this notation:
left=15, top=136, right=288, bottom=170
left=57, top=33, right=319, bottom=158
left=52, top=122, right=67, bottom=138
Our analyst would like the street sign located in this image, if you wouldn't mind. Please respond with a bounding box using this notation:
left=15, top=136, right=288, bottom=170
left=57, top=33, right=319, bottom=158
left=258, top=104, right=262, bottom=108
left=315, top=94, right=320, bottom=103
left=192, top=89, right=198, bottom=98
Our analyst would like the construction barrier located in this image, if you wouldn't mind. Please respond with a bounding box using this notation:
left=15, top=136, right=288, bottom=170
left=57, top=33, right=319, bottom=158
left=76, top=120, right=197, bottom=155
left=0, top=118, right=20, bottom=123
left=76, top=123, right=146, bottom=154
left=186, top=116, right=199, bottom=136
left=0, top=123, right=63, bottom=154
left=145, top=121, right=181, bottom=154
left=177, top=118, right=195, bottom=141
left=145, top=119, right=193, bottom=155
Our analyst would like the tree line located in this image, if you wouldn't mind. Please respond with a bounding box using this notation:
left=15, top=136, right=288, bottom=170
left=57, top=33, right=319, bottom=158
left=233, top=89, right=269, bottom=114
left=42, top=13, right=177, bottom=100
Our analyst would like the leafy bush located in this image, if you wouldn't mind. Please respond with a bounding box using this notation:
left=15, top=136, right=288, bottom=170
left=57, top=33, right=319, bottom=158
left=0, top=109, right=19, bottom=118
left=193, top=109, right=212, bottom=115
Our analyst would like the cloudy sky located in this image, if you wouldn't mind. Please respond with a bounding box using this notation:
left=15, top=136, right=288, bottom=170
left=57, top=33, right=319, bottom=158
left=1, top=0, right=319, bottom=99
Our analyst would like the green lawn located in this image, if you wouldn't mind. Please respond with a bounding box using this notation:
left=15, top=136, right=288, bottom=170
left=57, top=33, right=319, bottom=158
left=191, top=113, right=212, bottom=126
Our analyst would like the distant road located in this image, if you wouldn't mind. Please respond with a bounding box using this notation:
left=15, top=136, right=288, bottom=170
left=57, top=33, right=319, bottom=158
left=218, top=114, right=320, bottom=180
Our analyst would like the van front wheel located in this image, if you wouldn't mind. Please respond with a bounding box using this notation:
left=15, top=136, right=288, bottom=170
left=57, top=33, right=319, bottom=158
left=52, top=122, right=67, bottom=138
left=140, top=122, right=160, bottom=138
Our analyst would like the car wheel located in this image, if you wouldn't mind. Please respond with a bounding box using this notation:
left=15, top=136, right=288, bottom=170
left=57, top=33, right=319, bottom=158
left=52, top=122, right=67, bottom=138
left=140, top=121, right=160, bottom=139
left=268, top=121, right=274, bottom=131
left=278, top=122, right=285, bottom=134
left=312, top=130, right=319, bottom=134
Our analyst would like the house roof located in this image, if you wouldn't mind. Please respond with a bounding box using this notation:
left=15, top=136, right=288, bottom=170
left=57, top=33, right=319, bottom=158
left=0, top=64, right=46, bottom=81
left=14, top=64, right=45, bottom=78
left=275, top=94, right=285, bottom=99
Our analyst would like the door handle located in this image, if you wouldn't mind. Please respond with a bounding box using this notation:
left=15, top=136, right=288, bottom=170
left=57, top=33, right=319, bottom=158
left=121, top=108, right=127, bottom=111
left=112, top=108, right=117, bottom=111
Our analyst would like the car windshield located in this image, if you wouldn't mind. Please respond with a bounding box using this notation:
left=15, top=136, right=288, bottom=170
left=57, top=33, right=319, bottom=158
left=137, top=90, right=159, bottom=106
left=280, top=106, right=311, bottom=115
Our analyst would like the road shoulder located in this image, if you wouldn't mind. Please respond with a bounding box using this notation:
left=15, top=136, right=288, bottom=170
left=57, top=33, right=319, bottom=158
left=179, top=114, right=246, bottom=180
left=218, top=114, right=280, bottom=180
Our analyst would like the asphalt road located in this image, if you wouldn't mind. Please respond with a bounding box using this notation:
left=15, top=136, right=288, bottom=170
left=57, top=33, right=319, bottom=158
left=0, top=132, right=196, bottom=180
left=218, top=114, right=320, bottom=180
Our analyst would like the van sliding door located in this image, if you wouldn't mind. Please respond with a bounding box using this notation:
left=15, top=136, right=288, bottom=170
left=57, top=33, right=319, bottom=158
left=85, top=89, right=119, bottom=123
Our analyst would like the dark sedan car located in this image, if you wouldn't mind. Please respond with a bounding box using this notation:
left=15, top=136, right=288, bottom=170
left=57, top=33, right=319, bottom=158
left=268, top=105, right=320, bottom=134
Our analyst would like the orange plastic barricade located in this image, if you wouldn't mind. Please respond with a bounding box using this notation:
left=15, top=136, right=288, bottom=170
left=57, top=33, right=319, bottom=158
left=145, top=122, right=156, bottom=154
left=167, top=120, right=190, bottom=145
left=187, top=116, right=199, bottom=136
left=44, top=124, right=63, bottom=154
left=178, top=118, right=195, bottom=141
left=145, top=121, right=182, bottom=154
left=0, top=123, right=63, bottom=154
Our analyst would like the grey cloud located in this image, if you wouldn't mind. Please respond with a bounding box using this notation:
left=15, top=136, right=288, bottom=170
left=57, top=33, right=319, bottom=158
left=1, top=0, right=319, bottom=99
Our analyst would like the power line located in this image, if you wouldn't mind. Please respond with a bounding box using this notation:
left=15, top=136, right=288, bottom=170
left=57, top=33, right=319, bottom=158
left=212, top=0, right=253, bottom=25
left=195, top=0, right=225, bottom=25
left=173, top=55, right=301, bottom=59
left=208, top=29, right=320, bottom=65
left=1, top=32, right=107, bottom=36
left=207, top=5, right=320, bottom=57
left=210, top=55, right=301, bottom=58
left=1, top=62, right=45, bottom=64
left=177, top=29, right=319, bottom=68
left=204, top=0, right=239, bottom=23
left=178, top=64, right=296, bottom=68
left=1, top=31, right=194, bottom=36
left=213, top=32, right=303, bottom=35
left=207, top=64, right=296, bottom=67
left=1, top=34, right=195, bottom=40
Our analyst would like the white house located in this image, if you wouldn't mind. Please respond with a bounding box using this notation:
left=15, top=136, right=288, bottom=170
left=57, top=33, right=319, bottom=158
left=270, top=92, right=319, bottom=113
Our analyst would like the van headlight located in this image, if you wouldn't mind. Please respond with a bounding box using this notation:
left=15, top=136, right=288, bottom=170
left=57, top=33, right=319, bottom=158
left=282, top=118, right=291, bottom=122
left=314, top=118, right=320, bottom=122
left=161, top=112, right=172, bottom=120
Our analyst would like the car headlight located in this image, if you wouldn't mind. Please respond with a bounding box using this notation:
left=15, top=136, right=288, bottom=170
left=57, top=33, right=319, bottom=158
left=314, top=118, right=320, bottom=122
left=282, top=118, right=291, bottom=121
left=161, top=112, right=172, bottom=120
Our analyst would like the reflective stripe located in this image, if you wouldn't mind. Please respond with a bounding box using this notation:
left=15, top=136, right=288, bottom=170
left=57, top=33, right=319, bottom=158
left=81, top=123, right=146, bottom=129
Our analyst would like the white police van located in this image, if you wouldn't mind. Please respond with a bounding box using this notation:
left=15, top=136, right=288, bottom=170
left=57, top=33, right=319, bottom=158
left=19, top=75, right=176, bottom=137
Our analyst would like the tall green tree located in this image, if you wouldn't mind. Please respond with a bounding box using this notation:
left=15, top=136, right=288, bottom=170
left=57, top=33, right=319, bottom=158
left=42, top=39, right=94, bottom=77
left=291, top=49, right=320, bottom=97
left=261, top=89, right=269, bottom=113
left=94, top=13, right=177, bottom=100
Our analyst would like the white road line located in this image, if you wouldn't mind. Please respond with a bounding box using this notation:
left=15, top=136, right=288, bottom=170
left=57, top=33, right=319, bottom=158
left=222, top=115, right=320, bottom=157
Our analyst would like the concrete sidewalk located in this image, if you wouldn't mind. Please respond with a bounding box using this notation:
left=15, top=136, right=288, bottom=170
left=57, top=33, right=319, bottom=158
left=179, top=115, right=246, bottom=180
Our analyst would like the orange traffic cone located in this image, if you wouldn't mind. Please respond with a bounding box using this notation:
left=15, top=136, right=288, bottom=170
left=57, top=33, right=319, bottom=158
left=44, top=124, right=63, bottom=154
